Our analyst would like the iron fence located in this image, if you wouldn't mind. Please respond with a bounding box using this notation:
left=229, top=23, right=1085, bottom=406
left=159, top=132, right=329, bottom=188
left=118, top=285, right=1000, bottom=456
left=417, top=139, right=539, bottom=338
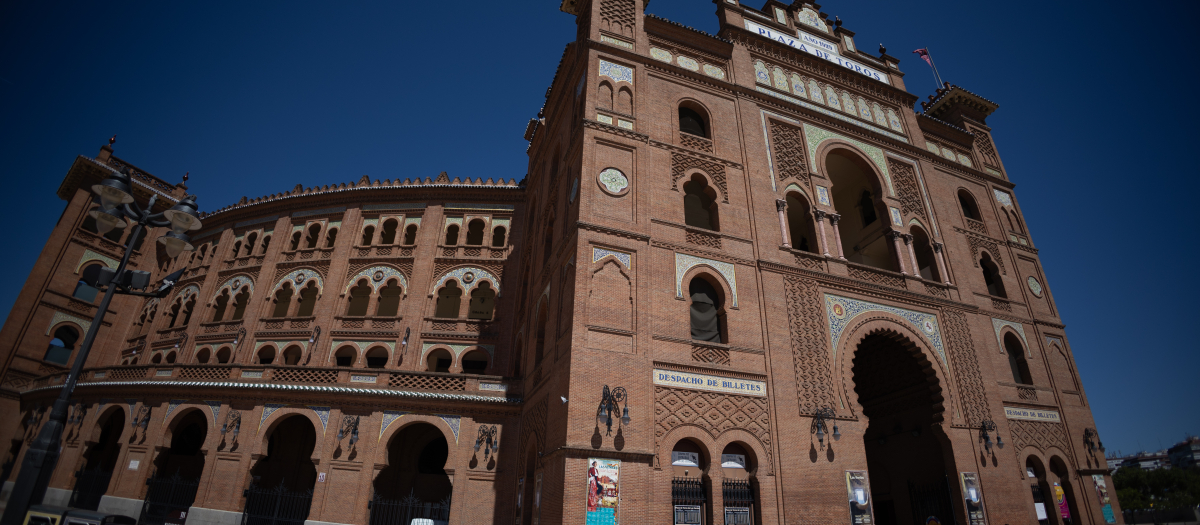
left=139, top=474, right=200, bottom=525
left=69, top=467, right=113, bottom=510
left=368, top=491, right=451, bottom=525
left=241, top=482, right=314, bottom=525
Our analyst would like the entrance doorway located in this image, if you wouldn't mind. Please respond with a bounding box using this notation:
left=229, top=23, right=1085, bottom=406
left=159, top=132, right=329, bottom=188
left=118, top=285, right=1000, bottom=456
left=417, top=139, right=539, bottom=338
left=244, top=415, right=318, bottom=525
left=141, top=410, right=207, bottom=525
left=70, top=408, right=126, bottom=510
left=370, top=423, right=452, bottom=525
left=852, top=331, right=956, bottom=525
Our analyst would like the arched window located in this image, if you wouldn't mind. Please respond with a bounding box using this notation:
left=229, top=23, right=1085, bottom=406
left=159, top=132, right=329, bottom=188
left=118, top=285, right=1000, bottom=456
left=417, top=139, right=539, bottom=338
left=257, top=346, right=276, bottom=365
left=272, top=283, right=294, bottom=318
left=785, top=193, right=816, bottom=252
left=434, top=281, right=462, bottom=319
left=181, top=297, right=196, bottom=326
left=958, top=190, right=981, bottom=221
left=444, top=224, right=459, bottom=246
left=542, top=215, right=555, bottom=266
left=195, top=348, right=211, bottom=364
left=465, top=220, right=486, bottom=245
left=910, top=226, right=941, bottom=281
left=231, top=240, right=242, bottom=258
left=689, top=277, right=724, bottom=343
left=375, top=280, right=403, bottom=317
left=380, top=219, right=398, bottom=244
left=211, top=290, right=231, bottom=322
left=1004, top=333, right=1032, bottom=385
left=346, top=280, right=371, bottom=316
left=324, top=228, right=338, bottom=248
left=259, top=235, right=271, bottom=254
left=679, top=105, right=708, bottom=138
left=289, top=231, right=302, bottom=251
left=1005, top=209, right=1024, bottom=234
left=857, top=191, right=877, bottom=226
left=491, top=226, right=507, bottom=247
left=151, top=353, right=163, bottom=364
left=282, top=345, right=303, bottom=365
left=980, top=253, right=1006, bottom=298
left=364, top=347, right=388, bottom=369
left=461, top=349, right=488, bottom=375
left=403, top=224, right=418, bottom=245
left=215, top=346, right=231, bottom=364
left=245, top=233, right=258, bottom=256
left=45, top=326, right=79, bottom=365
left=827, top=151, right=896, bottom=271
left=534, top=303, right=549, bottom=366
left=167, top=299, right=183, bottom=327
left=295, top=282, right=318, bottom=317
left=683, top=175, right=719, bottom=231
left=598, top=82, right=613, bottom=111
left=426, top=348, right=452, bottom=373
left=334, top=346, right=357, bottom=367
left=361, top=225, right=376, bottom=246
left=468, top=282, right=496, bottom=320
left=305, top=224, right=321, bottom=249
left=230, top=287, right=250, bottom=320
left=74, top=264, right=104, bottom=302
left=615, top=87, right=632, bottom=115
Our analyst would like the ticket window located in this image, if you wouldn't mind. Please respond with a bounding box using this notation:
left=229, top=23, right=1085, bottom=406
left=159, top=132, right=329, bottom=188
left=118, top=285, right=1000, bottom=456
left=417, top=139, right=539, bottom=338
left=671, top=440, right=709, bottom=525
left=721, top=443, right=755, bottom=525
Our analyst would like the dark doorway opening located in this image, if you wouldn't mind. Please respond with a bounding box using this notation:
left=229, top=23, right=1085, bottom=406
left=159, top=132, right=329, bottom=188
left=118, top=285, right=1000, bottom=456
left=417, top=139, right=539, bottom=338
left=243, top=415, right=318, bottom=525
left=140, top=410, right=207, bottom=525
left=370, top=423, right=452, bottom=525
left=70, top=409, right=126, bottom=510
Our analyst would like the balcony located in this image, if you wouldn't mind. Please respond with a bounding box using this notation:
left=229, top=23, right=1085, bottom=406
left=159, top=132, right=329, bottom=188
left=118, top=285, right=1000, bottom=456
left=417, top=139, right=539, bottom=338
left=423, top=317, right=493, bottom=336
left=282, top=247, right=334, bottom=262
left=199, top=319, right=244, bottom=334
left=261, top=316, right=317, bottom=330
left=436, top=244, right=511, bottom=259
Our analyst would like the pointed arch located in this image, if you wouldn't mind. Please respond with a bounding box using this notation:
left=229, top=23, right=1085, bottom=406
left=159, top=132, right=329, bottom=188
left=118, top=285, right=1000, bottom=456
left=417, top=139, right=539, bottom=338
left=429, top=266, right=501, bottom=296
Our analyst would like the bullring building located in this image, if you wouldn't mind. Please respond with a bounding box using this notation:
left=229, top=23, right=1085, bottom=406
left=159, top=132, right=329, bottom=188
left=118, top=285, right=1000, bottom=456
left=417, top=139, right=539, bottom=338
left=0, top=1, right=1117, bottom=524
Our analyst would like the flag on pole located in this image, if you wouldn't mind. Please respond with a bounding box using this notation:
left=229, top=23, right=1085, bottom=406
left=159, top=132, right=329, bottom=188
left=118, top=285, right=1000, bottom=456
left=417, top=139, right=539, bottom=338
left=912, top=48, right=942, bottom=88
left=912, top=48, right=932, bottom=67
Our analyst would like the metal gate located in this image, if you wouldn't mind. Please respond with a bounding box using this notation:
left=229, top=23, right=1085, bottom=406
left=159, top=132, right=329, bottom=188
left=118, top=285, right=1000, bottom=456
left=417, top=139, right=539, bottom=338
left=69, top=467, right=113, bottom=510
left=241, top=483, right=314, bottom=525
left=368, top=491, right=451, bottom=525
left=139, top=474, right=201, bottom=525
left=908, top=478, right=957, bottom=525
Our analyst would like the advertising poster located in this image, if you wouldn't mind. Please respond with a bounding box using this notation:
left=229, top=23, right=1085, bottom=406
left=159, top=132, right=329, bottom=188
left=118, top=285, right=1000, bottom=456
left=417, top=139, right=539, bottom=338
left=845, top=470, right=875, bottom=525
left=1052, top=482, right=1071, bottom=520
left=586, top=458, right=621, bottom=525
left=533, top=472, right=543, bottom=525
left=674, top=505, right=702, bottom=525
left=960, top=472, right=986, bottom=525
left=1092, top=475, right=1116, bottom=524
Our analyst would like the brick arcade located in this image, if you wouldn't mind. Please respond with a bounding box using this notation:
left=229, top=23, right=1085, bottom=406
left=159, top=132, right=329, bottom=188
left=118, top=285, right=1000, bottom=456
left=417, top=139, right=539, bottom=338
left=0, top=1, right=1118, bottom=524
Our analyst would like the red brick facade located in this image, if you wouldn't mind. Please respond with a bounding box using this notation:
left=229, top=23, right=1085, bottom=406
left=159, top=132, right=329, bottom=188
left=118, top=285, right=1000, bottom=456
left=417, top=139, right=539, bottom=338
left=0, top=1, right=1118, bottom=525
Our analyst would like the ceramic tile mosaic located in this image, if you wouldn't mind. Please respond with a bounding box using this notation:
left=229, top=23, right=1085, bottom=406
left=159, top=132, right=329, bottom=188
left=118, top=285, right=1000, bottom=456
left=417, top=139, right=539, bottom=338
left=872, top=103, right=888, bottom=127
left=817, top=186, right=831, bottom=206
left=889, top=207, right=903, bottom=226
left=991, top=318, right=1029, bottom=357
left=346, top=265, right=408, bottom=293
left=774, top=6, right=787, bottom=24
left=599, top=60, right=633, bottom=84
left=857, top=98, right=872, bottom=121
left=824, top=294, right=946, bottom=365
left=840, top=93, right=857, bottom=115
left=600, top=35, right=633, bottom=49
left=163, top=400, right=186, bottom=425
left=76, top=249, right=118, bottom=273
left=651, top=48, right=672, bottom=62
left=754, top=61, right=770, bottom=85
left=703, top=64, right=726, bottom=80
left=926, top=142, right=941, bottom=154
left=275, top=268, right=324, bottom=295
left=592, top=247, right=632, bottom=268
left=802, top=123, right=895, bottom=195
left=843, top=35, right=857, bottom=52
left=259, top=403, right=286, bottom=431
left=808, top=80, right=823, bottom=104
left=361, top=218, right=379, bottom=228
left=887, top=109, right=903, bottom=132
left=941, top=147, right=957, bottom=161
left=675, top=253, right=738, bottom=307
left=617, top=119, right=633, bottom=129
left=986, top=167, right=1003, bottom=177
left=205, top=401, right=222, bottom=425
left=438, top=414, right=462, bottom=443
left=993, top=189, right=1013, bottom=207
left=1026, top=276, right=1043, bottom=297
left=598, top=168, right=629, bottom=194
left=825, top=87, right=841, bottom=110
left=772, top=68, right=789, bottom=91
left=431, top=266, right=501, bottom=295
left=597, top=114, right=614, bottom=125
left=379, top=410, right=408, bottom=440
left=756, top=88, right=908, bottom=144
left=214, top=275, right=255, bottom=299
left=790, top=74, right=807, bottom=96
left=404, top=217, right=421, bottom=228
left=308, top=406, right=330, bottom=433
left=46, top=311, right=91, bottom=335
left=420, top=343, right=495, bottom=360
left=677, top=56, right=700, bottom=72
left=798, top=8, right=827, bottom=32
left=956, top=153, right=974, bottom=168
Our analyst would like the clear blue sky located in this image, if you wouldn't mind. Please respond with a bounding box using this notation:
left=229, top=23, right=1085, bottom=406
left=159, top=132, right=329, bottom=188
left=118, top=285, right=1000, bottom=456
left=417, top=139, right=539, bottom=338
left=1, top=0, right=1196, bottom=455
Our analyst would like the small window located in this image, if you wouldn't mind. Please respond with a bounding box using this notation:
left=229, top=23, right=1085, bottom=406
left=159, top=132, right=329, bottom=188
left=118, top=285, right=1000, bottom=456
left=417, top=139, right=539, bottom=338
left=403, top=224, right=418, bottom=245
left=426, top=348, right=452, bottom=373
left=468, top=282, right=496, bottom=320
left=679, top=106, right=708, bottom=138
left=1004, top=333, right=1032, bottom=385
left=365, top=347, right=388, bottom=369
left=981, top=253, right=1006, bottom=298
left=465, top=219, right=486, bottom=246
left=346, top=280, right=371, bottom=316
left=491, top=226, right=507, bottom=247
left=45, top=326, right=79, bottom=365
left=444, top=224, right=460, bottom=245
left=230, top=288, right=250, bottom=320
left=305, top=224, right=321, bottom=249
left=334, top=346, right=357, bottom=367
left=375, top=280, right=403, bottom=317
left=324, top=228, right=338, bottom=248
left=683, top=176, right=718, bottom=231
left=958, top=190, right=981, bottom=221
left=289, top=231, right=301, bottom=251
left=361, top=225, right=376, bottom=246
left=380, top=219, right=398, bottom=244
left=245, top=233, right=258, bottom=256
left=689, top=277, right=724, bottom=343
left=211, top=291, right=231, bottom=322
left=434, top=282, right=462, bottom=319
left=461, top=349, right=488, bottom=375
left=272, top=284, right=294, bottom=318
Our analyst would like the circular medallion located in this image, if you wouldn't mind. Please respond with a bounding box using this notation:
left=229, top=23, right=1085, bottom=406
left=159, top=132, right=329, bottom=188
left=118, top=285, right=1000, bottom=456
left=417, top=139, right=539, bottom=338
left=232, top=279, right=241, bottom=289
left=597, top=168, right=629, bottom=196
left=922, top=319, right=936, bottom=334
left=293, top=272, right=305, bottom=284
left=1027, top=276, right=1043, bottom=297
left=462, top=271, right=475, bottom=284
left=372, top=270, right=385, bottom=282
left=831, top=302, right=845, bottom=318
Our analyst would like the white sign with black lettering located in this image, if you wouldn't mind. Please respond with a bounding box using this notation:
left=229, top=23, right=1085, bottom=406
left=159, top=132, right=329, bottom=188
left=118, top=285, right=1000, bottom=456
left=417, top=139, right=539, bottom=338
left=721, top=454, right=746, bottom=469
left=672, top=451, right=699, bottom=467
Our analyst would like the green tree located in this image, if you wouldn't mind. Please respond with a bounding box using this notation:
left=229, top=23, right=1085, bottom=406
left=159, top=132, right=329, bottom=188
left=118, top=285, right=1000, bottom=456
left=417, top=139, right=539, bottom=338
left=1113, top=466, right=1200, bottom=510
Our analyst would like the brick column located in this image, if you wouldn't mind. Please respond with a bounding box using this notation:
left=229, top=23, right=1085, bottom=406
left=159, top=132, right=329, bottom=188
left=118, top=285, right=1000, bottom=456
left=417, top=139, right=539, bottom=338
left=813, top=210, right=830, bottom=257
left=885, top=230, right=907, bottom=275
left=903, top=233, right=919, bottom=277
left=828, top=214, right=845, bottom=259
left=775, top=199, right=791, bottom=248
left=933, top=242, right=951, bottom=285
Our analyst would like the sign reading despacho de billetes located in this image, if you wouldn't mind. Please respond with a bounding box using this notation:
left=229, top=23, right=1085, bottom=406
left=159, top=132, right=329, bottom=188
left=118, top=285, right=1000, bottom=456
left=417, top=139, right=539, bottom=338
left=653, top=369, right=766, bottom=397
left=1004, top=406, right=1061, bottom=423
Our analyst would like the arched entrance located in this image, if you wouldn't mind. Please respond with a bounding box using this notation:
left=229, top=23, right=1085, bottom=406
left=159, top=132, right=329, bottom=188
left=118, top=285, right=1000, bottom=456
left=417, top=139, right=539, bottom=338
left=243, top=415, right=318, bottom=525
left=370, top=422, right=452, bottom=525
left=851, top=330, right=957, bottom=525
left=141, top=410, right=207, bottom=525
left=70, top=408, right=126, bottom=510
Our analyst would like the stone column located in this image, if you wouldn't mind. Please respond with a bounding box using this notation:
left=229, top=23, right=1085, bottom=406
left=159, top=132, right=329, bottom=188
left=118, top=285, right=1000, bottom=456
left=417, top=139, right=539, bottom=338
left=933, top=242, right=951, bottom=285
left=775, top=199, right=791, bottom=248
left=886, top=230, right=908, bottom=275
left=903, top=234, right=919, bottom=278
left=828, top=214, right=845, bottom=259
left=813, top=210, right=830, bottom=257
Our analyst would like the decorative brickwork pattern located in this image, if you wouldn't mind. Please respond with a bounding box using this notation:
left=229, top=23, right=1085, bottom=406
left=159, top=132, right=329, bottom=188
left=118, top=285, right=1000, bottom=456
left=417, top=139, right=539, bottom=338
left=679, top=133, right=714, bottom=154
left=970, top=128, right=1001, bottom=169
left=769, top=120, right=808, bottom=185
left=783, top=277, right=836, bottom=415
left=599, top=0, right=635, bottom=36
left=1009, top=419, right=1068, bottom=454
left=671, top=152, right=728, bottom=203
left=691, top=345, right=730, bottom=365
left=940, top=309, right=990, bottom=427
left=961, top=231, right=1007, bottom=274
left=685, top=230, right=722, bottom=249
left=109, top=368, right=147, bottom=381
left=887, top=158, right=925, bottom=222
left=965, top=218, right=988, bottom=235
left=178, top=367, right=230, bottom=381
left=387, top=373, right=466, bottom=392
left=272, top=368, right=337, bottom=384
left=655, top=387, right=772, bottom=473
left=520, top=396, right=549, bottom=468
left=847, top=266, right=905, bottom=289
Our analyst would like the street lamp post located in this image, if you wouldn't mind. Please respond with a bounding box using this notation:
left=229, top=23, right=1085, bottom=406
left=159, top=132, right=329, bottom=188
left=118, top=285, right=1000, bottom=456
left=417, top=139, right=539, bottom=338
left=0, top=167, right=202, bottom=525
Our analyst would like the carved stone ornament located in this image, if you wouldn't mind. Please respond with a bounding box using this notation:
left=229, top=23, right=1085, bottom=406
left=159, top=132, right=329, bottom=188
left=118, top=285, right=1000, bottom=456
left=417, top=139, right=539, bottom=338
left=372, top=270, right=385, bottom=282
left=1027, top=276, right=1043, bottom=297
left=598, top=168, right=629, bottom=196
left=294, top=272, right=306, bottom=284
left=462, top=271, right=475, bottom=284
left=775, top=199, right=788, bottom=212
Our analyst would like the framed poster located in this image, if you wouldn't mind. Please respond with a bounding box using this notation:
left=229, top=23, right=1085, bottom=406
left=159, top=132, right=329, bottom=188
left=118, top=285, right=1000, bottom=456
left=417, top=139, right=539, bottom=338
left=845, top=470, right=875, bottom=524
left=1052, top=482, right=1070, bottom=520
left=674, top=505, right=702, bottom=525
left=533, top=472, right=543, bottom=525
left=960, top=472, right=986, bottom=525
left=586, top=458, right=621, bottom=525
left=1092, top=475, right=1116, bottom=524
left=725, top=507, right=751, bottom=525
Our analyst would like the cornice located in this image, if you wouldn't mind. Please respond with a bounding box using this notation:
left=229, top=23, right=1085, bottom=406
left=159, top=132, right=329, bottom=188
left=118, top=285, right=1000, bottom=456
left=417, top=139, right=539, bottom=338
left=756, top=259, right=973, bottom=311
left=21, top=379, right=521, bottom=404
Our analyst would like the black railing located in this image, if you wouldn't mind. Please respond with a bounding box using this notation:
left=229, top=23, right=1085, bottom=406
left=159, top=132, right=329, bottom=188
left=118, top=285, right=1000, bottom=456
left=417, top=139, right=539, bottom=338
left=69, top=467, right=114, bottom=510
left=907, top=478, right=955, bottom=525
left=368, top=491, right=451, bottom=525
left=139, top=474, right=201, bottom=525
left=672, top=477, right=707, bottom=505
left=722, top=479, right=754, bottom=506
left=241, top=483, right=314, bottom=525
